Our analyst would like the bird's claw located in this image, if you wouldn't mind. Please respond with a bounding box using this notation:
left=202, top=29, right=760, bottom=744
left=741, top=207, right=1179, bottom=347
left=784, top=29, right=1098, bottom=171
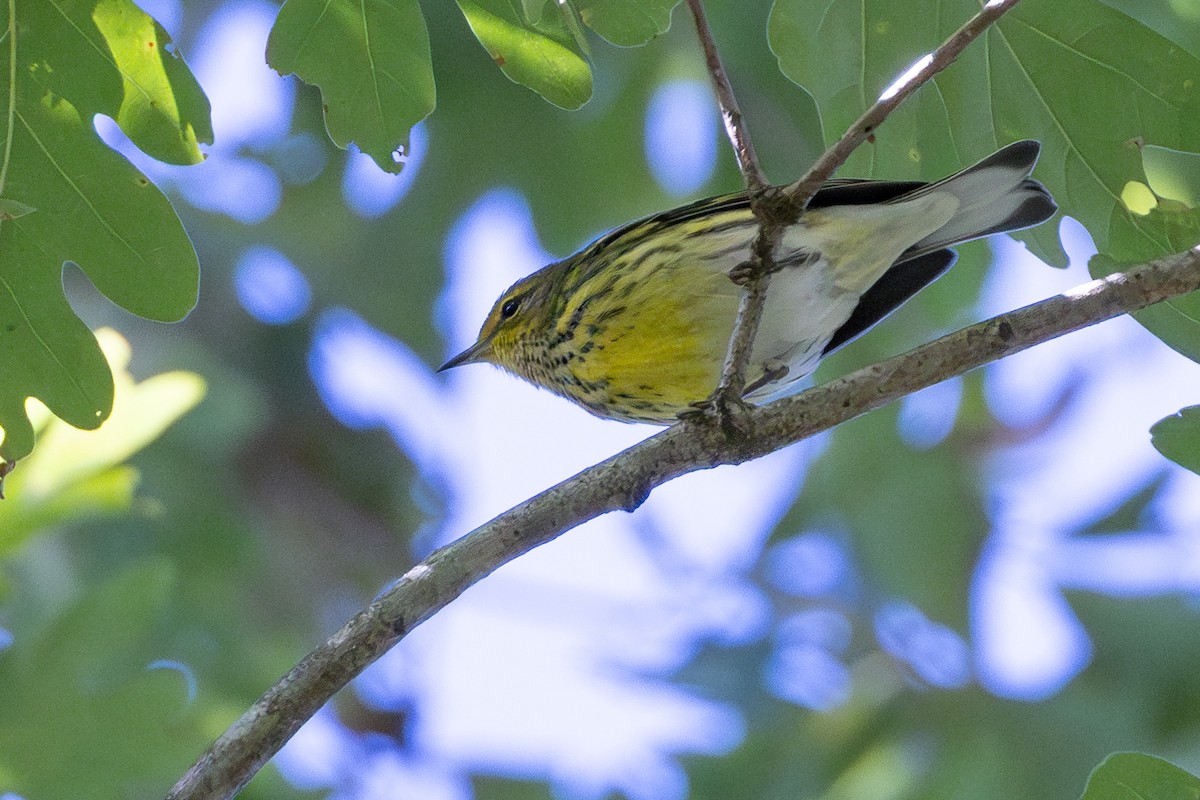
left=679, top=388, right=754, bottom=439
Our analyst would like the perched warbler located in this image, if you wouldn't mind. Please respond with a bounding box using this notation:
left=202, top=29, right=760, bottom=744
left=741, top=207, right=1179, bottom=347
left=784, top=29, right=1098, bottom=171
left=440, top=141, right=1056, bottom=423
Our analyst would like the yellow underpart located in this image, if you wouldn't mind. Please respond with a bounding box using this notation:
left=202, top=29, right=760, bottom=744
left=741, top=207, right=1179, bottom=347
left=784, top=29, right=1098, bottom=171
left=569, top=257, right=741, bottom=412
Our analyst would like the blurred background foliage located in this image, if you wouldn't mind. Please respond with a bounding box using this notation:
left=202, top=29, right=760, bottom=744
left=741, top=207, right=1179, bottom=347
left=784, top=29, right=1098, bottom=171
left=2, top=1, right=1200, bottom=799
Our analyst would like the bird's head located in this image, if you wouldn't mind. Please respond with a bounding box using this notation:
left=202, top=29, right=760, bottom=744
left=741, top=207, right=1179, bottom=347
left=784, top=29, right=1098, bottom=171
left=439, top=268, right=558, bottom=376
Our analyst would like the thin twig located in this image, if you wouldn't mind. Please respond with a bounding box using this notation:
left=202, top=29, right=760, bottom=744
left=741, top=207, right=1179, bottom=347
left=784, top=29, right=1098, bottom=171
left=685, top=0, right=767, bottom=193
left=785, top=0, right=1022, bottom=204
left=686, top=0, right=779, bottom=416
left=169, top=249, right=1200, bottom=800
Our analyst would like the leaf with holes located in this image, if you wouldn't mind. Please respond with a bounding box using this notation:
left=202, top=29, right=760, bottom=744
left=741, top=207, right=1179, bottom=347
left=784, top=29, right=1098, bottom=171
left=0, top=1, right=209, bottom=461
left=268, top=0, right=436, bottom=174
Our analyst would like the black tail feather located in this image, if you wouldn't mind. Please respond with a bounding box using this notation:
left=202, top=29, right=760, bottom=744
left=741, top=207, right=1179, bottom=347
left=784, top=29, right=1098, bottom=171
left=822, top=249, right=958, bottom=356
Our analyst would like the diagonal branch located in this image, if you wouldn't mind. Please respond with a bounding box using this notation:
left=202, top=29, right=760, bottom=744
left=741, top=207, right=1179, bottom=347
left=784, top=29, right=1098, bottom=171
left=169, top=249, right=1200, bottom=800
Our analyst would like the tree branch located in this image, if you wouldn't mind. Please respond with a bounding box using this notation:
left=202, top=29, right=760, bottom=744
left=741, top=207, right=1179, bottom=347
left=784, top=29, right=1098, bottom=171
left=169, top=248, right=1200, bottom=800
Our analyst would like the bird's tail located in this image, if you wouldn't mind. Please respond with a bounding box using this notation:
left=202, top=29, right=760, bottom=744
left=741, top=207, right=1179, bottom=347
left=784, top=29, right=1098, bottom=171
left=904, top=140, right=1057, bottom=254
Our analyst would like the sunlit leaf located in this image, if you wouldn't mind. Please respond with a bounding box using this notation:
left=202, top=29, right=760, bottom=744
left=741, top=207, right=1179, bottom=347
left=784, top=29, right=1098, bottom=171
left=0, top=2, right=208, bottom=460
left=1142, top=145, right=1200, bottom=209
left=1150, top=406, right=1200, bottom=474
left=91, top=0, right=213, bottom=164
left=26, top=0, right=212, bottom=165
left=267, top=0, right=435, bottom=174
left=0, top=329, right=205, bottom=556
left=1080, top=752, right=1200, bottom=800
left=456, top=0, right=593, bottom=109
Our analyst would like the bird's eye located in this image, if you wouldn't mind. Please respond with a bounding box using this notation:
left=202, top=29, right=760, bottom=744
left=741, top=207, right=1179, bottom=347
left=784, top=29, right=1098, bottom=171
left=500, top=298, right=521, bottom=319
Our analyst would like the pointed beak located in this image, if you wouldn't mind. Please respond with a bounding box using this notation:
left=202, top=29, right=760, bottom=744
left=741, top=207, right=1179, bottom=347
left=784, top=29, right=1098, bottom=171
left=438, top=339, right=492, bottom=372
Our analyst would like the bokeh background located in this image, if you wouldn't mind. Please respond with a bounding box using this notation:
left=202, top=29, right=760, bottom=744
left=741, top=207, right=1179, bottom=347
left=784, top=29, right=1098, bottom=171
left=2, top=1, right=1200, bottom=798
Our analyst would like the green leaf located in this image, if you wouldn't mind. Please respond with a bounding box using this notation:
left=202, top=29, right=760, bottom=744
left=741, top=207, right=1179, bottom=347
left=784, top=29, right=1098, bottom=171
left=1079, top=752, right=1200, bottom=800
left=555, top=1, right=592, bottom=56
left=767, top=0, right=1200, bottom=268
left=0, top=328, right=204, bottom=557
left=0, top=560, right=204, bottom=798
left=1151, top=406, right=1200, bottom=474
left=267, top=0, right=435, bottom=175
left=0, top=2, right=207, bottom=461
left=26, top=0, right=212, bottom=165
left=1142, top=145, right=1200, bottom=209
left=1095, top=0, right=1200, bottom=61
left=575, top=0, right=681, bottom=47
left=91, top=0, right=214, bottom=164
left=456, top=0, right=593, bottom=109
left=521, top=0, right=551, bottom=27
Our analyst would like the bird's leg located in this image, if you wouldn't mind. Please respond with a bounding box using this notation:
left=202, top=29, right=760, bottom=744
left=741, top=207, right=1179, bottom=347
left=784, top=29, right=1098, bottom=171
left=727, top=260, right=755, bottom=286
left=728, top=246, right=820, bottom=285
left=678, top=390, right=754, bottom=438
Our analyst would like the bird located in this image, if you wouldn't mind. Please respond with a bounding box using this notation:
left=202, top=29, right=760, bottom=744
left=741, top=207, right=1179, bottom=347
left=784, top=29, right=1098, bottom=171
left=439, top=140, right=1056, bottom=424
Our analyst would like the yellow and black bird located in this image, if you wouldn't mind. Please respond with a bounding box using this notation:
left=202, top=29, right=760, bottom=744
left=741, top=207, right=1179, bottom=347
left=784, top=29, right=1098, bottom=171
left=441, top=141, right=1056, bottom=422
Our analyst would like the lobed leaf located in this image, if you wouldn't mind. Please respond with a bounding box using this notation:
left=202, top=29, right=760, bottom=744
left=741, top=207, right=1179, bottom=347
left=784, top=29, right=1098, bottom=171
left=0, top=1, right=209, bottom=461
left=267, top=0, right=436, bottom=174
